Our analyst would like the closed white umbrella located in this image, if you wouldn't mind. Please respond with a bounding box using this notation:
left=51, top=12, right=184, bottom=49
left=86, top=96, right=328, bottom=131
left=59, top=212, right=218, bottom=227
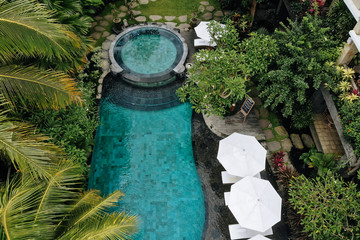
left=228, top=176, right=282, bottom=233
left=217, top=133, right=266, bottom=177
left=194, top=21, right=225, bottom=42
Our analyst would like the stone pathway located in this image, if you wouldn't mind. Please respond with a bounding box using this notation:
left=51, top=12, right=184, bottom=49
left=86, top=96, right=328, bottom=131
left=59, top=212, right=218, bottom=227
left=90, top=1, right=224, bottom=41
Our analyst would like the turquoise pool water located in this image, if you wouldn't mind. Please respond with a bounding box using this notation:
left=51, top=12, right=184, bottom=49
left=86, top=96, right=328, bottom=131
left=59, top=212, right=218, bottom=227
left=120, top=34, right=177, bottom=74
left=88, top=101, right=205, bottom=239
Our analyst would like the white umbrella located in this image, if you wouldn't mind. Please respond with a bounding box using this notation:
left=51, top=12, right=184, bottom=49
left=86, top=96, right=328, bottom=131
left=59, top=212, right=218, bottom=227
left=228, top=176, right=282, bottom=233
left=249, top=234, right=271, bottom=240
left=194, top=21, right=225, bottom=42
left=217, top=133, right=266, bottom=177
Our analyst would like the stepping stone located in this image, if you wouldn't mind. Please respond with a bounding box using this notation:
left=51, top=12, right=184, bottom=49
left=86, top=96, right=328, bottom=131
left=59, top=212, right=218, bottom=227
left=301, top=134, right=315, bottom=148
left=102, top=40, right=112, bottom=50
left=139, top=0, right=149, bottom=4
left=91, top=32, right=101, bottom=40
left=165, top=16, right=176, bottom=21
left=274, top=126, right=289, bottom=137
left=201, top=12, right=213, bottom=21
left=117, top=12, right=127, bottom=18
left=264, top=129, right=274, bottom=140
left=100, top=21, right=109, bottom=26
left=102, top=31, right=110, bottom=37
left=214, top=10, right=224, bottom=17
left=198, top=5, right=206, bottom=13
left=130, top=2, right=139, bottom=8
left=97, top=84, right=102, bottom=94
left=104, top=14, right=114, bottom=21
left=267, top=141, right=281, bottom=152
left=281, top=138, right=293, bottom=152
left=179, top=15, right=187, bottom=22
left=101, top=60, right=110, bottom=71
left=259, top=119, right=271, bottom=129
left=135, top=16, right=146, bottom=22
left=290, top=134, right=304, bottom=149
left=206, top=6, right=215, bottom=12
left=95, top=26, right=105, bottom=31
left=149, top=15, right=162, bottom=21
left=259, top=108, right=269, bottom=118
left=165, top=22, right=177, bottom=28
left=178, top=23, right=190, bottom=29
left=120, top=5, right=128, bottom=11
left=106, top=34, right=116, bottom=41
left=200, top=1, right=210, bottom=5
left=91, top=22, right=97, bottom=27
left=133, top=10, right=142, bottom=15
left=102, top=50, right=109, bottom=59
left=214, top=17, right=222, bottom=21
left=94, top=16, right=102, bottom=21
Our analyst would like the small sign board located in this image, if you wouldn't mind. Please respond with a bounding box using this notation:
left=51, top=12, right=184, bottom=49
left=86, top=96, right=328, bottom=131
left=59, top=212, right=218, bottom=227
left=240, top=97, right=255, bottom=122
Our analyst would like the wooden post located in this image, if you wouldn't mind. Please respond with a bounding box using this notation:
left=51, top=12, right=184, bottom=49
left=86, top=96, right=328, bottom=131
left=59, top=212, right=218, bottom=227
left=336, top=38, right=359, bottom=65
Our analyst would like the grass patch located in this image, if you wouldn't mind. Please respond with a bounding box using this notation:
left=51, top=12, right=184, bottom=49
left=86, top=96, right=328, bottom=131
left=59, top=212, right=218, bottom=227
left=137, top=0, right=221, bottom=17
left=268, top=111, right=280, bottom=127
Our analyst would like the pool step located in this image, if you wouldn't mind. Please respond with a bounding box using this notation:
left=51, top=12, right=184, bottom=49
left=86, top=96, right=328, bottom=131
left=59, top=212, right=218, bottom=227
left=101, top=73, right=184, bottom=111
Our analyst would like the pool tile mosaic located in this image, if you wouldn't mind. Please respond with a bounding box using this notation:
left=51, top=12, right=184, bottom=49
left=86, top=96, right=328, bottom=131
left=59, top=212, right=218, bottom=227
left=88, top=102, right=205, bottom=239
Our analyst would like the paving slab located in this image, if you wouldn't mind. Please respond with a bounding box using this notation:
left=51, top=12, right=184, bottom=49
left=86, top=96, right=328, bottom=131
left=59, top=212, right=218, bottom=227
left=179, top=15, right=188, bottom=22
left=149, top=15, right=162, bottom=21
left=259, top=119, right=271, bottom=129
left=120, top=5, right=128, bottom=11
left=102, top=40, right=112, bottom=51
left=133, top=10, right=142, bottom=15
left=130, top=2, right=139, bottom=8
left=301, top=134, right=315, bottom=148
left=139, top=0, right=149, bottom=4
left=95, top=26, right=105, bottom=31
left=101, top=50, right=109, bottom=59
left=165, top=16, right=176, bottom=21
left=202, top=12, right=213, bottom=20
left=91, top=22, right=97, bottom=27
left=106, top=34, right=116, bottom=41
left=91, top=32, right=101, bottom=40
left=264, top=129, right=274, bottom=140
left=104, top=14, right=114, bottom=21
left=164, top=22, right=177, bottom=28
left=135, top=16, right=147, bottom=22
left=214, top=10, right=224, bottom=17
left=102, top=31, right=110, bottom=37
left=281, top=138, right=293, bottom=152
left=200, top=1, right=210, bottom=5
left=267, top=141, right=281, bottom=152
left=100, top=21, right=109, bottom=26
left=206, top=6, right=215, bottom=12
left=118, top=12, right=127, bottom=18
left=178, top=23, right=191, bottom=30
left=274, top=126, right=289, bottom=137
left=290, top=134, right=304, bottom=149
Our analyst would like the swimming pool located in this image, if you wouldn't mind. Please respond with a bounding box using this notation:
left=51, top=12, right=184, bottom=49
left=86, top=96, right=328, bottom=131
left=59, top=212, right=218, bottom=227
left=109, top=25, right=188, bottom=87
left=88, top=101, right=205, bottom=239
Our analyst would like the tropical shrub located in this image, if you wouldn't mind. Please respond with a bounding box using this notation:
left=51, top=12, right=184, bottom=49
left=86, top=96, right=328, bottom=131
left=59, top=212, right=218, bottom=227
left=289, top=173, right=360, bottom=239
left=257, top=15, right=340, bottom=129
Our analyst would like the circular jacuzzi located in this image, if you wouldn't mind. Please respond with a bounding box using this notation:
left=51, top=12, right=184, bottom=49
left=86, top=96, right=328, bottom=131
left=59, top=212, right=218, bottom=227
left=109, top=24, right=188, bottom=87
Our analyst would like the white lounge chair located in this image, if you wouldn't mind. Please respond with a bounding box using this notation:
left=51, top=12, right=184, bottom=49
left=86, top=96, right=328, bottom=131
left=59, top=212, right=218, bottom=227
left=221, top=171, right=261, bottom=184
left=249, top=234, right=271, bottom=240
left=229, top=224, right=273, bottom=240
left=194, top=38, right=217, bottom=49
left=224, top=192, right=230, bottom=205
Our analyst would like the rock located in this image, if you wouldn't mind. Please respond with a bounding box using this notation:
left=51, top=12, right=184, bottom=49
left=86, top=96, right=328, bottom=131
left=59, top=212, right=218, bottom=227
left=139, top=0, right=149, bottom=4
left=202, top=12, right=213, bottom=21
left=102, top=31, right=110, bottom=37
left=179, top=15, right=187, bottom=22
left=100, top=21, right=109, bottom=26
left=259, top=119, right=271, bottom=129
left=135, top=16, right=147, bottom=22
left=165, top=16, right=176, bottom=21
left=206, top=6, right=215, bottom=12
left=290, top=134, right=304, bottom=150
left=101, top=50, right=109, bottom=59
left=91, top=32, right=101, bottom=40
left=263, top=129, right=274, bottom=140
left=129, top=2, right=139, bottom=8
left=95, top=26, right=105, bottom=31
left=104, top=14, right=114, bottom=21
left=281, top=138, right=293, bottom=152
left=267, top=141, right=281, bottom=152
left=102, top=40, right=112, bottom=50
left=164, top=22, right=177, bottom=28
left=91, top=22, right=97, bottom=27
left=259, top=108, right=269, bottom=118
left=214, top=10, right=224, bottom=17
left=149, top=15, right=162, bottom=21
left=301, top=134, right=315, bottom=148
left=107, top=34, right=116, bottom=41
left=178, top=23, right=190, bottom=30
left=119, top=5, right=128, bottom=11
left=117, top=12, right=127, bottom=18
left=101, top=60, right=110, bottom=71
left=94, top=16, right=102, bottom=21
left=274, top=126, right=289, bottom=137
left=133, top=10, right=142, bottom=15
left=200, top=1, right=210, bottom=5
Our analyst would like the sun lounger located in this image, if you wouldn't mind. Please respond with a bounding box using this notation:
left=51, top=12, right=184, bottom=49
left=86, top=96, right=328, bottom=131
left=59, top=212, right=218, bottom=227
left=221, top=171, right=261, bottom=184
left=194, top=38, right=217, bottom=49
left=224, top=191, right=230, bottom=205
left=249, top=234, right=271, bottom=240
left=229, top=224, right=273, bottom=240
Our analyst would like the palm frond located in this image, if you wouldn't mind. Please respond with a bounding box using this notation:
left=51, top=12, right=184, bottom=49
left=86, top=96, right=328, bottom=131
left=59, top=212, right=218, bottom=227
left=0, top=0, right=83, bottom=64
left=0, top=65, right=81, bottom=109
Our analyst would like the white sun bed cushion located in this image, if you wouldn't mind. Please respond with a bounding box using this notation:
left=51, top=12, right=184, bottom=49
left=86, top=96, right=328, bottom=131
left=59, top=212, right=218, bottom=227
left=194, top=38, right=217, bottom=47
left=229, top=224, right=273, bottom=240
left=224, top=191, right=230, bottom=205
left=249, top=234, right=271, bottom=240
left=221, top=171, right=261, bottom=184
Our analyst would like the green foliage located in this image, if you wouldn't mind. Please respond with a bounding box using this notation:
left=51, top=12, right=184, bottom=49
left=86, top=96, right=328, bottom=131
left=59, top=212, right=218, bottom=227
left=300, top=148, right=341, bottom=177
left=339, top=101, right=360, bottom=156
left=207, top=19, right=239, bottom=50
left=289, top=173, right=360, bottom=239
left=257, top=15, right=340, bottom=128
left=77, top=47, right=103, bottom=84
left=290, top=101, right=313, bottom=129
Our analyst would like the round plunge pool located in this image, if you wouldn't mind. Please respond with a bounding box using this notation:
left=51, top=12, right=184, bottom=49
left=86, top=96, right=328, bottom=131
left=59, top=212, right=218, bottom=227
left=109, top=25, right=188, bottom=87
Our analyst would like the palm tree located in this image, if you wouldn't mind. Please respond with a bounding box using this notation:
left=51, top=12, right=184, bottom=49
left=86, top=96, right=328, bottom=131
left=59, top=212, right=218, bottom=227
left=0, top=0, right=87, bottom=109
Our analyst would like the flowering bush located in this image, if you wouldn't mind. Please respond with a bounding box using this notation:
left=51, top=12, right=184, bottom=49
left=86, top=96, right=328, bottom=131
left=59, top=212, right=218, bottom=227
left=271, top=151, right=285, bottom=170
